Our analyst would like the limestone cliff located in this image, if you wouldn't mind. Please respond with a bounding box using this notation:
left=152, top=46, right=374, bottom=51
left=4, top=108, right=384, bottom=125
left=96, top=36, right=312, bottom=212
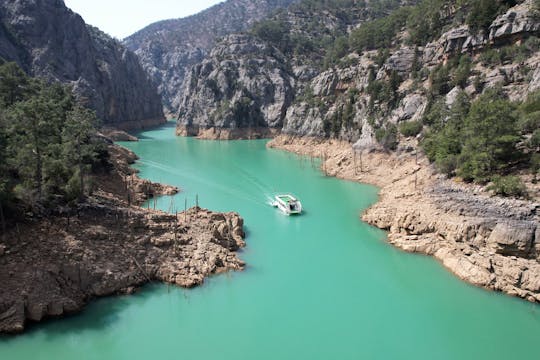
left=125, top=0, right=297, bottom=114
left=0, top=0, right=164, bottom=128
left=176, top=0, right=539, bottom=141
left=177, top=34, right=294, bottom=139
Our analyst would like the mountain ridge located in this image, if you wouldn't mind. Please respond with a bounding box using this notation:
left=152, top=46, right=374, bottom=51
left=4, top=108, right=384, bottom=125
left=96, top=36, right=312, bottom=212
left=0, top=0, right=164, bottom=128
left=124, top=0, right=299, bottom=114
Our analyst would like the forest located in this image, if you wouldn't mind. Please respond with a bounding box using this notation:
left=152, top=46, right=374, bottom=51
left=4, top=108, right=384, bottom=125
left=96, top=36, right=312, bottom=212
left=0, top=60, right=107, bottom=225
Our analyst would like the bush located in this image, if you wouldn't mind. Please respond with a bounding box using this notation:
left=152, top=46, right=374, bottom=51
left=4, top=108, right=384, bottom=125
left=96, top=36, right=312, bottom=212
left=530, top=129, right=540, bottom=149
left=375, top=124, right=398, bottom=150
left=466, top=0, right=514, bottom=33
left=488, top=175, right=527, bottom=198
left=399, top=121, right=423, bottom=137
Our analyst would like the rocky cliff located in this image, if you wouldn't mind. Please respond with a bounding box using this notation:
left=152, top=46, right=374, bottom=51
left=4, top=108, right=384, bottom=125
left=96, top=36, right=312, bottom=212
left=176, top=0, right=412, bottom=138
left=177, top=34, right=294, bottom=139
left=125, top=0, right=297, bottom=114
left=0, top=0, right=164, bottom=128
left=177, top=0, right=539, bottom=141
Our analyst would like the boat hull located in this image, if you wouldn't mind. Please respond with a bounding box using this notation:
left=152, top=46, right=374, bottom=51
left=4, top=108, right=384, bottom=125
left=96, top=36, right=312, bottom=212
left=272, top=194, right=302, bottom=215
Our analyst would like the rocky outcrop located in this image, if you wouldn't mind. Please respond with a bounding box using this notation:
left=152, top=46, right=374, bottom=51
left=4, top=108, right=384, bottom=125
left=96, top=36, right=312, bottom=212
left=0, top=141, right=244, bottom=334
left=268, top=135, right=540, bottom=303
left=0, top=204, right=245, bottom=333
left=489, top=0, right=540, bottom=43
left=0, top=0, right=164, bottom=128
left=176, top=2, right=539, bottom=141
left=125, top=0, right=297, bottom=114
left=177, top=34, right=294, bottom=137
left=424, top=0, right=539, bottom=65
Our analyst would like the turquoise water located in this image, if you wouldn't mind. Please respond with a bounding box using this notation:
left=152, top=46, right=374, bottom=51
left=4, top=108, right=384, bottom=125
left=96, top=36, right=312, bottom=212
left=1, top=122, right=539, bottom=359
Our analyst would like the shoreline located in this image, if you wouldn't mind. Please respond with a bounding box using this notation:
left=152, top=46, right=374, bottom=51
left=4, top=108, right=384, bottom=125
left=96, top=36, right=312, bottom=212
left=0, top=142, right=246, bottom=334
left=176, top=125, right=280, bottom=140
left=268, top=134, right=540, bottom=303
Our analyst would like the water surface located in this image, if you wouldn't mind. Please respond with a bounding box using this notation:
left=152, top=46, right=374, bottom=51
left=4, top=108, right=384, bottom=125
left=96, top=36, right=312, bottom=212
left=1, top=123, right=539, bottom=359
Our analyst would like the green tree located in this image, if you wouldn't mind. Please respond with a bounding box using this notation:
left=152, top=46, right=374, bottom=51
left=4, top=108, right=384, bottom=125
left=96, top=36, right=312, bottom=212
left=0, top=62, right=31, bottom=107
left=62, top=105, right=98, bottom=200
left=7, top=96, right=55, bottom=202
left=458, top=91, right=520, bottom=182
left=375, top=123, right=398, bottom=150
left=452, top=55, right=472, bottom=88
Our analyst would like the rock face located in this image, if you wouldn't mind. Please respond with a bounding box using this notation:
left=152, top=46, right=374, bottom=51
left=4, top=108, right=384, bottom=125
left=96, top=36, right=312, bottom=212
left=489, top=0, right=540, bottom=43
left=175, top=1, right=539, bottom=140
left=177, top=34, right=294, bottom=139
left=0, top=0, right=164, bottom=128
left=125, top=0, right=297, bottom=114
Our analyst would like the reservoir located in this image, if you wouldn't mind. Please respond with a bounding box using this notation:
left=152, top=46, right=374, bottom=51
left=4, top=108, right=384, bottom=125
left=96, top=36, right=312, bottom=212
left=1, top=122, right=539, bottom=359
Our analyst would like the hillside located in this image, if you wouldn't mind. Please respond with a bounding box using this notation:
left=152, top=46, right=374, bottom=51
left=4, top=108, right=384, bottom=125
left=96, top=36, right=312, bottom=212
left=124, top=0, right=298, bottom=114
left=0, top=0, right=164, bottom=128
left=176, top=0, right=540, bottom=301
left=178, top=0, right=539, bottom=174
left=177, top=0, right=415, bottom=137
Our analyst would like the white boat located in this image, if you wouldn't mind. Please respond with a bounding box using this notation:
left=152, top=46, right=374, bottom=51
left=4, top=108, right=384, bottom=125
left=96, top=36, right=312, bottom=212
left=272, top=194, right=302, bottom=215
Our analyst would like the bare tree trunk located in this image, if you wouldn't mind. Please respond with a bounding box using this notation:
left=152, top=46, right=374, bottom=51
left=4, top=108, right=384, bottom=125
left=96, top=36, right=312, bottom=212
left=0, top=200, right=6, bottom=240
left=32, top=128, right=43, bottom=202
left=77, top=140, right=84, bottom=199
left=35, top=144, right=42, bottom=201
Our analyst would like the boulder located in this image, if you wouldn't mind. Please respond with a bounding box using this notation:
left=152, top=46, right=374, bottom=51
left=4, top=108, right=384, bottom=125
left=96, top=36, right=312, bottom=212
left=384, top=47, right=416, bottom=76
left=488, top=221, right=536, bottom=257
left=489, top=1, right=540, bottom=43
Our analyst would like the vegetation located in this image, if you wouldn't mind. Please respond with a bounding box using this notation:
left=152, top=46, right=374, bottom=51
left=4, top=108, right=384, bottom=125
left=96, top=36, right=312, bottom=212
left=249, top=0, right=537, bottom=196
left=375, top=123, right=398, bottom=151
left=399, top=121, right=423, bottom=137
left=465, top=0, right=518, bottom=33
left=480, top=38, right=540, bottom=67
left=251, top=0, right=404, bottom=68
left=0, top=61, right=107, bottom=219
left=488, top=175, right=527, bottom=197
left=423, top=89, right=539, bottom=186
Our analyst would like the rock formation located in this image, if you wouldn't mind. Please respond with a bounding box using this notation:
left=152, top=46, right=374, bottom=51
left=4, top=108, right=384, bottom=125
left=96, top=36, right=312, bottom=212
left=0, top=140, right=245, bottom=334
left=177, top=34, right=294, bottom=139
left=0, top=0, right=164, bottom=128
left=0, top=203, right=245, bottom=333
left=125, top=0, right=297, bottom=114
left=176, top=0, right=539, bottom=140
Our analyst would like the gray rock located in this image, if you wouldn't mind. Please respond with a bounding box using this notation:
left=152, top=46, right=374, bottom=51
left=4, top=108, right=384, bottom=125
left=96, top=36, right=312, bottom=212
left=392, top=93, right=427, bottom=123
left=529, top=66, right=540, bottom=92
left=445, top=87, right=462, bottom=107
left=383, top=47, right=416, bottom=76
left=125, top=0, right=297, bottom=114
left=0, top=0, right=164, bottom=128
left=488, top=221, right=537, bottom=257
left=177, top=34, right=294, bottom=134
left=489, top=1, right=540, bottom=43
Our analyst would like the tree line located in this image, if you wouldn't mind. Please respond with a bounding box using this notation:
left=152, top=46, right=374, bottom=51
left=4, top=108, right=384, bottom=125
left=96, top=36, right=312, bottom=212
left=0, top=60, right=108, bottom=224
left=422, top=89, right=540, bottom=196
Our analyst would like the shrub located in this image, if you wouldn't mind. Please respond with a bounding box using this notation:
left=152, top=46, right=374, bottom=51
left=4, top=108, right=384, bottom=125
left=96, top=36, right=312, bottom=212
left=488, top=175, right=527, bottom=198
left=375, top=124, right=398, bottom=150
left=399, top=121, right=423, bottom=137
